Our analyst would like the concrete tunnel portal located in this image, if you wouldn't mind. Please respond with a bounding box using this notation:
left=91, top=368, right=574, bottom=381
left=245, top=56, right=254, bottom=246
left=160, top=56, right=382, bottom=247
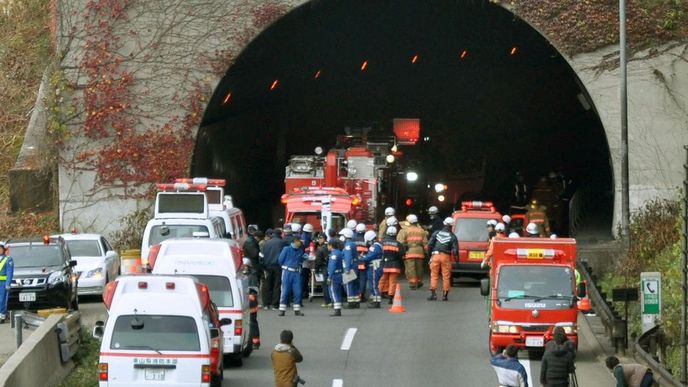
left=192, top=0, right=613, bottom=234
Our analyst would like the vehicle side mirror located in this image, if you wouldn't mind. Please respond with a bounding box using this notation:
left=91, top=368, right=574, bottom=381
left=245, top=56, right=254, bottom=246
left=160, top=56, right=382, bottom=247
left=210, top=328, right=220, bottom=339
left=480, top=278, right=490, bottom=297
left=220, top=318, right=232, bottom=327
left=93, top=321, right=105, bottom=339
left=69, top=260, right=77, bottom=267
left=105, top=251, right=117, bottom=258
left=577, top=282, right=587, bottom=298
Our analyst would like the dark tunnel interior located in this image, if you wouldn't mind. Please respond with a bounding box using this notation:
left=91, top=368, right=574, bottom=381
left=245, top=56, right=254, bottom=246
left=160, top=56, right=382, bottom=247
left=193, top=0, right=613, bottom=231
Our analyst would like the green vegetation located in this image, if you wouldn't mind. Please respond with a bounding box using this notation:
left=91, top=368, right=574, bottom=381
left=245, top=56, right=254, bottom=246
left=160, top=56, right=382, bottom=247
left=60, top=330, right=100, bottom=387
left=599, top=198, right=684, bottom=374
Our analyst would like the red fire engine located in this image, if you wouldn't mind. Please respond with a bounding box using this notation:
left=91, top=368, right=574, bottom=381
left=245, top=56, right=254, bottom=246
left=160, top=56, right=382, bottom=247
left=451, top=201, right=502, bottom=277
left=480, top=237, right=583, bottom=355
left=281, top=187, right=357, bottom=232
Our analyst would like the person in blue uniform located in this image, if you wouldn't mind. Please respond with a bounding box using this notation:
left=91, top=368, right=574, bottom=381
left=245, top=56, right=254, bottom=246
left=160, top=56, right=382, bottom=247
left=0, top=244, right=14, bottom=323
left=361, top=230, right=383, bottom=309
left=354, top=223, right=368, bottom=302
left=326, top=239, right=344, bottom=317
left=278, top=237, right=305, bottom=316
left=339, top=228, right=360, bottom=309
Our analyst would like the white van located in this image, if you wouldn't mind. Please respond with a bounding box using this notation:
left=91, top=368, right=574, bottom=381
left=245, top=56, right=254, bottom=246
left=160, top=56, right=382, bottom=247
left=95, top=275, right=226, bottom=386
left=150, top=238, right=252, bottom=366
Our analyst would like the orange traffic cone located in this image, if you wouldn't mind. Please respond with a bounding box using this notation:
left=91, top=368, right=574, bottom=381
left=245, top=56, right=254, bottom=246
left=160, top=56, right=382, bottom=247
left=577, top=296, right=592, bottom=313
left=388, top=283, right=406, bottom=313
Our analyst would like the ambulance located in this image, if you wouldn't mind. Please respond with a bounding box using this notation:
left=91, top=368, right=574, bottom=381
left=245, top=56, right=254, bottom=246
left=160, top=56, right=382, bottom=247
left=149, top=238, right=252, bottom=366
left=480, top=237, right=583, bottom=355
left=141, top=183, right=227, bottom=264
left=95, top=275, right=227, bottom=386
left=451, top=201, right=502, bottom=277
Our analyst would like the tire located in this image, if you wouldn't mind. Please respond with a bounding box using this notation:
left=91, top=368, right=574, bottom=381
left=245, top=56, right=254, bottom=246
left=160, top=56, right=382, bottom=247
left=223, top=353, right=243, bottom=367
left=242, top=338, right=253, bottom=358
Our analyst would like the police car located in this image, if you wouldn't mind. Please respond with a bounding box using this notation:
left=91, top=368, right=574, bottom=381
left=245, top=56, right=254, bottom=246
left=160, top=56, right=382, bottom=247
left=150, top=238, right=252, bottom=366
left=95, top=275, right=227, bottom=386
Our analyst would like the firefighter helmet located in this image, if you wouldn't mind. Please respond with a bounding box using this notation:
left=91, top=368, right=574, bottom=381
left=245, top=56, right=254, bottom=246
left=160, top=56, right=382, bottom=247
left=508, top=232, right=520, bottom=238
left=384, top=207, right=396, bottom=216
left=355, top=223, right=366, bottom=233
left=303, top=223, right=314, bottom=233
left=406, top=214, right=418, bottom=224
left=386, top=226, right=398, bottom=236
left=526, top=222, right=539, bottom=235
left=495, top=223, right=506, bottom=232
left=346, top=220, right=358, bottom=230
left=486, top=219, right=498, bottom=227
left=502, top=215, right=511, bottom=224
left=443, top=217, right=455, bottom=226
left=428, top=206, right=439, bottom=215
left=386, top=216, right=398, bottom=227
left=364, top=230, right=377, bottom=242
left=291, top=223, right=302, bottom=232
left=339, top=228, right=354, bottom=239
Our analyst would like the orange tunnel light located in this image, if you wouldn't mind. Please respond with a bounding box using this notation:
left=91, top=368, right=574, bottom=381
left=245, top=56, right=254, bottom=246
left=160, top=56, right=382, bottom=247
left=360, top=60, right=368, bottom=71
left=270, top=79, right=279, bottom=91
left=222, top=91, right=232, bottom=104
left=510, top=46, right=518, bottom=56
left=460, top=50, right=468, bottom=60
left=411, top=54, right=419, bottom=64
left=314, top=69, right=321, bottom=79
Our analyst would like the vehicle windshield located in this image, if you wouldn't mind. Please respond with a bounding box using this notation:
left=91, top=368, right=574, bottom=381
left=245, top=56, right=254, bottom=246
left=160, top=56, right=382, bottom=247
left=149, top=225, right=209, bottom=246
left=497, top=265, right=574, bottom=310
left=454, top=218, right=493, bottom=242
left=291, top=212, right=346, bottom=231
left=193, top=275, right=233, bottom=307
left=10, top=245, right=63, bottom=268
left=66, top=240, right=101, bottom=257
left=110, top=315, right=200, bottom=351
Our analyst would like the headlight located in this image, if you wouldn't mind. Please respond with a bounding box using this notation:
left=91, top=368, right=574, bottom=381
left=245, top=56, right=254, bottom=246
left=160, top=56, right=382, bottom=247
left=84, top=267, right=103, bottom=279
left=560, top=324, right=577, bottom=334
left=47, top=272, right=66, bottom=286
left=492, top=324, right=518, bottom=334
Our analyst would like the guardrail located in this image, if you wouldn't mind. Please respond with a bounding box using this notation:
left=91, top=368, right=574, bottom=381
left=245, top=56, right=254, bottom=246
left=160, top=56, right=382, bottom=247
left=578, top=260, right=617, bottom=337
left=635, top=327, right=685, bottom=386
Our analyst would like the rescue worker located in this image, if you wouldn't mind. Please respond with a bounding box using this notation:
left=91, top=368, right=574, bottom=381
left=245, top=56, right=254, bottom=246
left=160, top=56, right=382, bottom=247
left=326, top=239, right=344, bottom=317
left=526, top=199, right=551, bottom=236
left=513, top=171, right=529, bottom=206
left=0, top=244, right=13, bottom=323
left=260, top=228, right=273, bottom=251
left=481, top=222, right=507, bottom=269
left=605, top=356, right=654, bottom=387
left=277, top=236, right=305, bottom=316
left=300, top=223, right=314, bottom=300
left=502, top=215, right=511, bottom=233
left=282, top=224, right=296, bottom=246
left=491, top=345, right=529, bottom=387
left=486, top=219, right=498, bottom=240
left=354, top=223, right=369, bottom=302
left=314, top=233, right=332, bottom=308
left=340, top=228, right=361, bottom=309
left=397, top=214, right=428, bottom=290
left=379, top=226, right=405, bottom=304
left=362, top=230, right=383, bottom=309
left=525, top=222, right=541, bottom=238
left=378, top=207, right=396, bottom=240
left=261, top=229, right=284, bottom=310
left=427, top=217, right=459, bottom=301
left=248, top=287, right=261, bottom=349
left=428, top=206, right=444, bottom=234
left=272, top=330, right=303, bottom=387
left=346, top=219, right=358, bottom=231
left=244, top=225, right=262, bottom=288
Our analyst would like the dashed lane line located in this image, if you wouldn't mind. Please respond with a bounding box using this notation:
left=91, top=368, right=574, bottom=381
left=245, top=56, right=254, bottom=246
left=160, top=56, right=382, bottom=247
left=340, top=328, right=358, bottom=351
left=332, top=379, right=343, bottom=387
left=521, top=359, right=534, bottom=387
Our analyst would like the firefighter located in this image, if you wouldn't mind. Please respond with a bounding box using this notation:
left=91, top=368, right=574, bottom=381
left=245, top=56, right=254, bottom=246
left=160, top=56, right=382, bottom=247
left=513, top=171, right=529, bottom=206
left=277, top=236, right=305, bottom=316
left=248, top=287, right=261, bottom=349
left=397, top=214, right=428, bottom=290
left=378, top=207, right=396, bottom=240
left=486, top=219, right=498, bottom=241
left=427, top=217, right=459, bottom=301
left=362, top=230, right=383, bottom=309
left=526, top=222, right=541, bottom=238
left=326, top=239, right=344, bottom=317
left=354, top=223, right=369, bottom=302
left=527, top=199, right=551, bottom=236
left=379, top=226, right=404, bottom=304
left=502, top=215, right=511, bottom=233
left=346, top=219, right=358, bottom=230
left=426, top=206, right=444, bottom=234
left=340, top=228, right=361, bottom=309
left=300, top=223, right=315, bottom=301
left=481, top=223, right=507, bottom=269
left=0, top=245, right=13, bottom=323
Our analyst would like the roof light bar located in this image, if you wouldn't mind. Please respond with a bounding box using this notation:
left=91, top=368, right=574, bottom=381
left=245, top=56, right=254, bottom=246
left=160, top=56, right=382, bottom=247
left=175, top=178, right=226, bottom=187
left=156, top=183, right=208, bottom=192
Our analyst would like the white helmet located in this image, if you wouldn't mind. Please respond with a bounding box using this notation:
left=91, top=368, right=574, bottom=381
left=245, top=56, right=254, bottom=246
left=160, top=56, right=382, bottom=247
left=364, top=230, right=377, bottom=242
left=355, top=223, right=366, bottom=233
left=495, top=223, right=506, bottom=232
left=291, top=223, right=302, bottom=232
left=386, top=216, right=398, bottom=227
left=339, top=228, right=354, bottom=239
left=526, top=222, right=539, bottom=235
left=303, top=223, right=314, bottom=233
left=502, top=215, right=511, bottom=224
left=486, top=219, right=498, bottom=227
left=384, top=207, right=396, bottom=216
left=428, top=206, right=439, bottom=215
left=508, top=232, right=520, bottom=238
left=443, top=217, right=455, bottom=226
left=346, top=220, right=358, bottom=230
left=386, top=226, right=398, bottom=236
left=406, top=214, right=418, bottom=224
left=550, top=234, right=558, bottom=239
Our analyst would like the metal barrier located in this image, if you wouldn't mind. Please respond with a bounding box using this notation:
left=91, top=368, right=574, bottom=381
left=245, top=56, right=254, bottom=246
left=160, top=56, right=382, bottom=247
left=569, top=187, right=592, bottom=237
left=55, top=312, right=81, bottom=363
left=635, top=328, right=685, bottom=386
left=578, top=260, right=617, bottom=336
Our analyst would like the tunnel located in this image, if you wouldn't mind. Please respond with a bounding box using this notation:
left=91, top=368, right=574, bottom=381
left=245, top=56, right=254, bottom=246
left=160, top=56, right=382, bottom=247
left=193, top=0, right=613, bottom=235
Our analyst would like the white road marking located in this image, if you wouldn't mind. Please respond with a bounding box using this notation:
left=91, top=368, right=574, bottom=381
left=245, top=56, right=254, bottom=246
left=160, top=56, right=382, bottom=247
left=340, top=328, right=358, bottom=350
left=521, top=359, right=534, bottom=387
left=332, top=379, right=343, bottom=387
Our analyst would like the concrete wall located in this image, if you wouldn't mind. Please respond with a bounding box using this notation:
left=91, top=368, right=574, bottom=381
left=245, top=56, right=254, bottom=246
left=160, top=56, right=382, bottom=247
left=49, top=0, right=688, bottom=239
left=0, top=315, right=73, bottom=387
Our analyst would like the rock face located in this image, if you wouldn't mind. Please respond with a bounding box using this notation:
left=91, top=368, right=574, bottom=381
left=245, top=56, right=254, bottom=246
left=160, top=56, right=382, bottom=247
left=12, top=1, right=688, bottom=238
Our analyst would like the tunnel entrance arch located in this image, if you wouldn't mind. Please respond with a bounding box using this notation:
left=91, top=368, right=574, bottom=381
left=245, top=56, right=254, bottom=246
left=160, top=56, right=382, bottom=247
left=193, top=0, right=613, bottom=234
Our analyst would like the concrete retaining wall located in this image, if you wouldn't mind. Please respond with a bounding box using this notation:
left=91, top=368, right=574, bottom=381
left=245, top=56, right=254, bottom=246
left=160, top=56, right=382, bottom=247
left=0, top=315, right=73, bottom=387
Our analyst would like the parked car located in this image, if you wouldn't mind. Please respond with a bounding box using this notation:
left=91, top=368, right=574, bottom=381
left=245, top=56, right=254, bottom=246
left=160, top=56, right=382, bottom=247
left=55, top=233, right=120, bottom=297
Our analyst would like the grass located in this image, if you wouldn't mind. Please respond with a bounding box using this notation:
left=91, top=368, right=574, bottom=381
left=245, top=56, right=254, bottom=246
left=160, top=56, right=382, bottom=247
left=60, top=330, right=100, bottom=387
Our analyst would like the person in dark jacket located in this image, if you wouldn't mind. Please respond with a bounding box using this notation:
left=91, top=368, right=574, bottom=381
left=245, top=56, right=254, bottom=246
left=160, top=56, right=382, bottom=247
left=244, top=226, right=262, bottom=288
left=261, top=229, right=284, bottom=309
left=540, top=327, right=575, bottom=386
left=545, top=326, right=576, bottom=359
left=314, top=233, right=332, bottom=307
left=379, top=226, right=405, bottom=303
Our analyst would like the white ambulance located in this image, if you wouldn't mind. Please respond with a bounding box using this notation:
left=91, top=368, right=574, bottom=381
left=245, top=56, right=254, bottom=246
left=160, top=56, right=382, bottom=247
left=150, top=238, right=252, bottom=366
left=94, top=275, right=227, bottom=386
left=141, top=183, right=227, bottom=264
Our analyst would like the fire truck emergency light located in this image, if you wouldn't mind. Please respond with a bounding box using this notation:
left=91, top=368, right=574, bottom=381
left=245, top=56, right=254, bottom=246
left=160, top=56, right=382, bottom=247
left=175, top=178, right=226, bottom=187
left=461, top=201, right=495, bottom=211
left=351, top=196, right=361, bottom=206
left=406, top=172, right=418, bottom=182
left=504, top=248, right=564, bottom=259
left=156, top=183, right=207, bottom=191
left=405, top=198, right=414, bottom=207
left=434, top=183, right=446, bottom=193
left=393, top=118, right=420, bottom=144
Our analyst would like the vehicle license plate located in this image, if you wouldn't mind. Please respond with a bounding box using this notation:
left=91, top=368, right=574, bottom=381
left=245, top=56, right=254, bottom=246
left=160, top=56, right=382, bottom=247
left=19, top=293, right=36, bottom=302
left=468, top=251, right=485, bottom=260
left=525, top=336, right=544, bottom=347
left=144, top=369, right=165, bottom=381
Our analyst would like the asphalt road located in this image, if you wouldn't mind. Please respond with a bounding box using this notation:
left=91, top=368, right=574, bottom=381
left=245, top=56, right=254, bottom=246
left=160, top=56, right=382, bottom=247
left=79, top=277, right=615, bottom=387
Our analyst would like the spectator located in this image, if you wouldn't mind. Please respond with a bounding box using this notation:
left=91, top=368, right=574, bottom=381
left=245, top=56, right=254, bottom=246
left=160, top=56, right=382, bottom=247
left=261, top=228, right=284, bottom=310
left=272, top=330, right=303, bottom=387
left=490, top=345, right=528, bottom=387
left=541, top=326, right=575, bottom=386
left=605, top=356, right=653, bottom=387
